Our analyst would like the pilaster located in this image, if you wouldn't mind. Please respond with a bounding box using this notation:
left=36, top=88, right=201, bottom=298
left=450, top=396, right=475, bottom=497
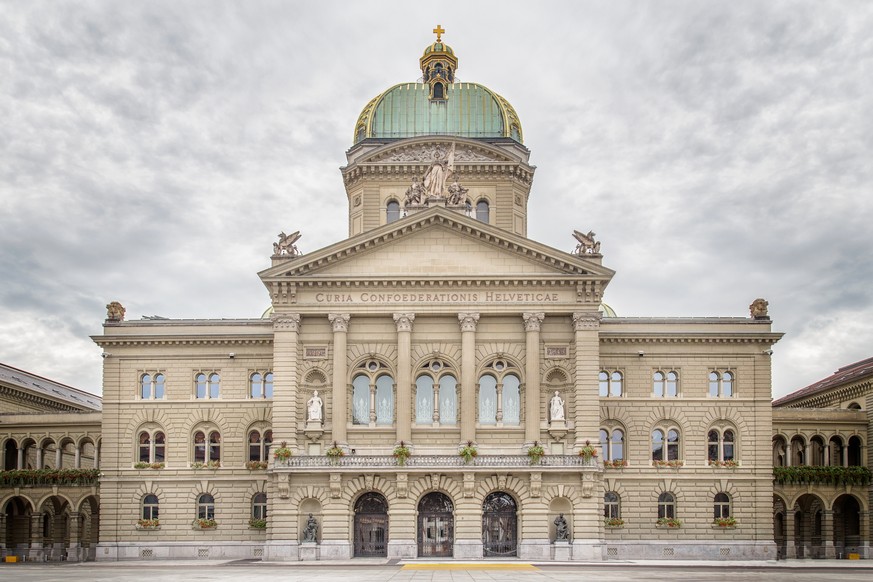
left=394, top=313, right=415, bottom=444
left=572, top=312, right=601, bottom=448
left=523, top=312, right=544, bottom=445
left=271, top=314, right=301, bottom=447
left=458, top=313, right=480, bottom=444
left=329, top=313, right=351, bottom=446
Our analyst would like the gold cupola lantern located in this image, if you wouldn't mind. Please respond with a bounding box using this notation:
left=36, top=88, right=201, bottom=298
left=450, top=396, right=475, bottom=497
left=420, top=24, right=458, bottom=100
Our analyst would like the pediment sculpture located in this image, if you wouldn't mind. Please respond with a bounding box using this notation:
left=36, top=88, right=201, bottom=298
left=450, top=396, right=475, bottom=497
left=381, top=143, right=504, bottom=163
left=573, top=230, right=601, bottom=255
left=273, top=231, right=302, bottom=257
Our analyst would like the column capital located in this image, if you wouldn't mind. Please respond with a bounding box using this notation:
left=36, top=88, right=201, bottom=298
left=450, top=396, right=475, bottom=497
left=572, top=312, right=602, bottom=331
left=458, top=312, right=480, bottom=332
left=522, top=312, right=545, bottom=332
left=272, top=313, right=300, bottom=331
left=328, top=313, right=351, bottom=332
left=393, top=313, right=415, bottom=332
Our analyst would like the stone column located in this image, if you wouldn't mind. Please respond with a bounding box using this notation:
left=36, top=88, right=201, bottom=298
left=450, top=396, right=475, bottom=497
left=394, top=313, right=415, bottom=444
left=67, top=512, right=81, bottom=562
left=55, top=447, right=62, bottom=469
left=17, top=447, right=24, bottom=470
left=784, top=510, right=796, bottom=558
left=572, top=313, right=602, bottom=449
left=523, top=313, right=544, bottom=445
left=329, top=314, right=351, bottom=446
left=29, top=513, right=43, bottom=561
left=74, top=446, right=81, bottom=469
left=822, top=509, right=835, bottom=558
left=458, top=313, right=480, bottom=444
left=272, top=314, right=301, bottom=447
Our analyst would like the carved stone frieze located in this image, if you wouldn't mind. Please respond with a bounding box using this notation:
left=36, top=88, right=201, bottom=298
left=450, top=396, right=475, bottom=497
left=572, top=312, right=601, bottom=331
left=576, top=280, right=603, bottom=304
left=397, top=473, right=408, bottom=498
left=375, top=143, right=508, bottom=164
left=530, top=472, right=542, bottom=498
left=458, top=312, right=480, bottom=332
left=273, top=313, right=301, bottom=332
left=328, top=313, right=350, bottom=333
left=393, top=313, right=415, bottom=333
left=523, top=312, right=545, bottom=332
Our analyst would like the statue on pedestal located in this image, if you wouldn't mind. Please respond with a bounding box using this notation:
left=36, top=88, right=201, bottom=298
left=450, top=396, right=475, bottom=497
left=307, top=391, right=323, bottom=423
left=549, top=391, right=565, bottom=422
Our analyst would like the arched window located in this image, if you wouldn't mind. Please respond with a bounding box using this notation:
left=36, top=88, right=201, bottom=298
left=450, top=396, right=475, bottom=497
left=386, top=200, right=401, bottom=223
left=709, top=370, right=734, bottom=398
left=848, top=436, right=863, bottom=466
left=599, top=370, right=622, bottom=397
left=248, top=429, right=272, bottom=462
left=351, top=361, right=395, bottom=427
left=197, top=493, right=215, bottom=520
left=439, top=375, right=457, bottom=425
left=415, top=359, right=457, bottom=427
left=653, top=371, right=678, bottom=397
left=714, top=493, right=731, bottom=519
left=658, top=492, right=676, bottom=519
left=432, top=82, right=444, bottom=99
left=502, top=374, right=520, bottom=425
left=140, top=373, right=165, bottom=400
left=264, top=372, right=273, bottom=399
left=600, top=428, right=625, bottom=462
left=652, top=427, right=681, bottom=462
left=475, top=199, right=489, bottom=222
left=195, top=372, right=221, bottom=399
left=478, top=374, right=497, bottom=425
left=142, top=494, right=159, bottom=521
left=604, top=491, right=621, bottom=519
left=252, top=492, right=267, bottom=521
left=708, top=428, right=736, bottom=465
left=137, top=430, right=165, bottom=465
left=193, top=430, right=221, bottom=465
left=250, top=373, right=263, bottom=398
left=415, top=375, right=434, bottom=424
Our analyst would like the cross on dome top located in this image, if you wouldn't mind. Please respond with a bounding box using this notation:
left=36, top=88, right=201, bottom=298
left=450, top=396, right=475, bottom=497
left=433, top=24, right=445, bottom=42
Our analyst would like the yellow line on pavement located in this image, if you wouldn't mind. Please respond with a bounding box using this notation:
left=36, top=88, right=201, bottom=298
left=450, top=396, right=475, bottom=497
left=402, top=563, right=538, bottom=570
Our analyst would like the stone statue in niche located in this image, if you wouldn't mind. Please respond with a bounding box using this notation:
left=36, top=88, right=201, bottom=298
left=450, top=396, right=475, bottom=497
left=307, top=391, right=323, bottom=422
left=554, top=513, right=569, bottom=541
left=572, top=230, right=601, bottom=255
left=273, top=231, right=302, bottom=257
left=302, top=513, right=318, bottom=542
left=550, top=391, right=565, bottom=422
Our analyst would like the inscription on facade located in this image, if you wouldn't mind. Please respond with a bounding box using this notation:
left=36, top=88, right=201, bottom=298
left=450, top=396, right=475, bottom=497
left=545, top=345, right=569, bottom=359
left=304, top=346, right=328, bottom=360
left=312, top=291, right=565, bottom=304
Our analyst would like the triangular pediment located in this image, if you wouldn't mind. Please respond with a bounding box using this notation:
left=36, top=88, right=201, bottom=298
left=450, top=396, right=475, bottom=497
left=259, top=207, right=614, bottom=283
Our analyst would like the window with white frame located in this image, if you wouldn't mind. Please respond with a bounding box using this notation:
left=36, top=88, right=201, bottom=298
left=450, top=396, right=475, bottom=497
left=250, top=372, right=274, bottom=399
left=604, top=491, right=621, bottom=519
left=415, top=359, right=458, bottom=426
left=478, top=359, right=520, bottom=426
left=708, top=370, right=734, bottom=398
left=714, top=492, right=731, bottom=519
left=197, top=493, right=215, bottom=520
left=708, top=428, right=736, bottom=464
left=137, top=429, right=166, bottom=464
left=140, top=373, right=166, bottom=399
left=195, top=372, right=221, bottom=399
left=142, top=494, right=159, bottom=520
left=652, top=427, right=680, bottom=462
left=599, top=427, right=625, bottom=462
left=599, top=370, right=623, bottom=397
left=193, top=429, right=221, bottom=464
left=351, top=360, right=395, bottom=426
left=252, top=492, right=267, bottom=521
left=658, top=492, right=676, bottom=519
left=653, top=370, right=678, bottom=397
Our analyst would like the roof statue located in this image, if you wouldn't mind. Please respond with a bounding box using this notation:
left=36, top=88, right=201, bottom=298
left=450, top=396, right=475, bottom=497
left=106, top=301, right=126, bottom=322
left=750, top=298, right=769, bottom=320
left=572, top=230, right=601, bottom=255
left=273, top=231, right=302, bottom=257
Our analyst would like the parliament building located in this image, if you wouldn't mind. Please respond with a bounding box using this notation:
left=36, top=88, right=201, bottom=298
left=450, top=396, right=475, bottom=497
left=1, top=29, right=869, bottom=562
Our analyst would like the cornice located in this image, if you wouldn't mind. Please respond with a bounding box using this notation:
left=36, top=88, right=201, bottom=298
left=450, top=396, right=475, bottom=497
left=0, top=385, right=86, bottom=413
left=599, top=333, right=784, bottom=345
left=93, top=336, right=273, bottom=348
left=776, top=380, right=871, bottom=409
left=342, top=164, right=534, bottom=189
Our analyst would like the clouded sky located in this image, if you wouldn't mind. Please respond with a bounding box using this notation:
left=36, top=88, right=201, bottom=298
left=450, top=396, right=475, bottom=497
left=1, top=1, right=871, bottom=399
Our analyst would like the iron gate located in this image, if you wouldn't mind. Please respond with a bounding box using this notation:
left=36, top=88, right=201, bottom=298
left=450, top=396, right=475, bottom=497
left=417, top=492, right=454, bottom=557
left=354, top=492, right=388, bottom=557
left=482, top=491, right=517, bottom=557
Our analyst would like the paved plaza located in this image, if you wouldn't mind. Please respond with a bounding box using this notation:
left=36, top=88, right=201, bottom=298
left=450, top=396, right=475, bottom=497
left=2, top=561, right=873, bottom=582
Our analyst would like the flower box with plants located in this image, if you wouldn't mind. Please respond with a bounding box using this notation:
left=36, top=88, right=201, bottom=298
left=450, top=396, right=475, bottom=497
left=134, top=461, right=165, bottom=470
left=273, top=441, right=293, bottom=463
left=459, top=441, right=478, bottom=464
left=527, top=441, right=546, bottom=465
left=393, top=441, right=411, bottom=466
left=653, top=459, right=684, bottom=468
left=326, top=441, right=345, bottom=464
left=578, top=440, right=598, bottom=463
left=773, top=465, right=872, bottom=486
left=713, top=517, right=737, bottom=528
left=136, top=519, right=160, bottom=530
left=708, top=459, right=739, bottom=468
left=656, top=517, right=682, bottom=528
left=246, top=460, right=268, bottom=470
left=192, top=518, right=217, bottom=530
left=248, top=518, right=267, bottom=530
left=604, top=517, right=625, bottom=528
left=604, top=459, right=628, bottom=468
left=190, top=460, right=221, bottom=470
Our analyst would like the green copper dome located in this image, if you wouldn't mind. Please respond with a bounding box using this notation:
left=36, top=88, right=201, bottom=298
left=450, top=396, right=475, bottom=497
left=423, top=42, right=454, bottom=56
left=353, top=82, right=523, bottom=144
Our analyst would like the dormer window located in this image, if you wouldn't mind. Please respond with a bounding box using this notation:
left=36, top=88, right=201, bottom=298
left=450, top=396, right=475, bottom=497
left=432, top=83, right=444, bottom=99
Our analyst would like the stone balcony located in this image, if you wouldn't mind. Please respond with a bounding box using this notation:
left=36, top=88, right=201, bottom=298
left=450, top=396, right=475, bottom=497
left=273, top=454, right=599, bottom=473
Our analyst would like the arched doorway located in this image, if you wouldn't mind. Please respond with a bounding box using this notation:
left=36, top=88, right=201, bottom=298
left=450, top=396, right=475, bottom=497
left=833, top=494, right=862, bottom=557
left=353, top=492, right=388, bottom=557
left=417, top=492, right=453, bottom=557
left=4, top=497, right=32, bottom=560
left=482, top=491, right=517, bottom=557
